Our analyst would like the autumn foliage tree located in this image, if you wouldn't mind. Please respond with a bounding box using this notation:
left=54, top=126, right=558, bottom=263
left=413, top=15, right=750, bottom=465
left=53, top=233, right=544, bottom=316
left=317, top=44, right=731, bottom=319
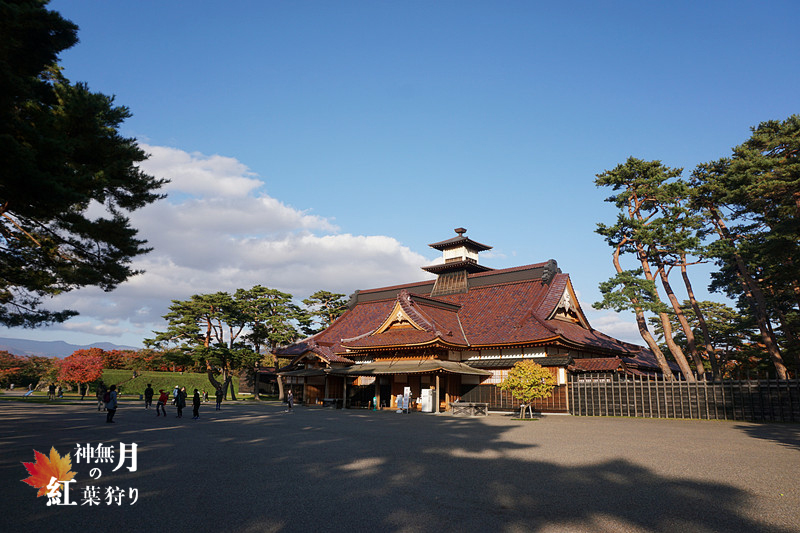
left=56, top=351, right=103, bottom=389
left=0, top=351, right=26, bottom=386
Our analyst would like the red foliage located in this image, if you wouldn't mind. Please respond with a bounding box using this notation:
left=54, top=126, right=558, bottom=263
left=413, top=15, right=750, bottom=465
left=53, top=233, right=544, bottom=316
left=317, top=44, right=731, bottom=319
left=0, top=351, right=26, bottom=382
left=57, top=352, right=104, bottom=384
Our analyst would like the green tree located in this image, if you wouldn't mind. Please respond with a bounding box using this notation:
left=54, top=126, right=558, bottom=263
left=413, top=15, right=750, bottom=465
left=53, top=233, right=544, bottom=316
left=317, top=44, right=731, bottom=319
left=594, top=269, right=675, bottom=379
left=498, top=360, right=556, bottom=418
left=0, top=0, right=167, bottom=328
left=649, top=300, right=754, bottom=378
left=689, top=116, right=800, bottom=378
left=147, top=292, right=244, bottom=399
left=16, top=355, right=55, bottom=388
left=235, top=286, right=304, bottom=353
left=302, top=290, right=348, bottom=333
left=148, top=287, right=304, bottom=400
left=595, top=158, right=698, bottom=380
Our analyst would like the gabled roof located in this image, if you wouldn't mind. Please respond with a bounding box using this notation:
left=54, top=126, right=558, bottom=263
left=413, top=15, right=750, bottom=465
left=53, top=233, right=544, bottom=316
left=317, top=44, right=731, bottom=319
left=275, top=262, right=645, bottom=360
left=341, top=290, right=468, bottom=351
left=275, top=339, right=354, bottom=365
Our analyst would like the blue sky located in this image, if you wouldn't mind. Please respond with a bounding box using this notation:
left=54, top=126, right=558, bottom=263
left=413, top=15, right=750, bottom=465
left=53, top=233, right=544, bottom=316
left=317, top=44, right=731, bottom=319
left=4, top=1, right=798, bottom=348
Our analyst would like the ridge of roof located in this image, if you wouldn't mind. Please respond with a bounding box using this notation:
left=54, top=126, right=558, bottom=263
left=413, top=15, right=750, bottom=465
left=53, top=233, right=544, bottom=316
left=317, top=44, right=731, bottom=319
left=397, top=290, right=435, bottom=332
left=357, top=262, right=551, bottom=295
left=469, top=261, right=550, bottom=279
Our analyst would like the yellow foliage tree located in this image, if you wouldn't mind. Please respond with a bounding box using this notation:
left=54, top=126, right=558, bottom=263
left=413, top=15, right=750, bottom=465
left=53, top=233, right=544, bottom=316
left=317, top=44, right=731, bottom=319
left=498, top=360, right=556, bottom=418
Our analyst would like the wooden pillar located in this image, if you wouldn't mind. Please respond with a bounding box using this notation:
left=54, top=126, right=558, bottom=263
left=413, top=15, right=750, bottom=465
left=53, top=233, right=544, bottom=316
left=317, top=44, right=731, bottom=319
left=435, top=374, right=440, bottom=413
left=324, top=375, right=329, bottom=399
left=343, top=377, right=348, bottom=409
left=445, top=378, right=450, bottom=412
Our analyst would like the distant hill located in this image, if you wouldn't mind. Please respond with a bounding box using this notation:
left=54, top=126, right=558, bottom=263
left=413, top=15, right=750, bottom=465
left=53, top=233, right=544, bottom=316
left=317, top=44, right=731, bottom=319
left=0, top=337, right=141, bottom=358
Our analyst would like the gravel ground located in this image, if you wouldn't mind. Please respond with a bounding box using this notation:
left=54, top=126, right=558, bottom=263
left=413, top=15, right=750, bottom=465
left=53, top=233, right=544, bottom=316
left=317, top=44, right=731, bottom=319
left=1, top=400, right=798, bottom=532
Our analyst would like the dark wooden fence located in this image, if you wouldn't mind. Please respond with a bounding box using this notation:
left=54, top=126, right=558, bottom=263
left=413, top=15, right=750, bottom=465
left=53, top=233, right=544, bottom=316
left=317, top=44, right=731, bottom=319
left=461, top=384, right=568, bottom=412
left=569, top=373, right=800, bottom=422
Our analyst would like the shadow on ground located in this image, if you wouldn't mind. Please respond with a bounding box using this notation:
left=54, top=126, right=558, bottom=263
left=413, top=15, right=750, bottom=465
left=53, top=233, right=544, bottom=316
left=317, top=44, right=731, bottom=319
left=0, top=402, right=795, bottom=533
left=734, top=422, right=800, bottom=452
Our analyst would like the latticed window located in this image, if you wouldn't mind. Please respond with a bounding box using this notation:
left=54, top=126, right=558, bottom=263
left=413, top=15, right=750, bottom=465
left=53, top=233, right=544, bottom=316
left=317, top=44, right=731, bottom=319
left=485, top=369, right=508, bottom=384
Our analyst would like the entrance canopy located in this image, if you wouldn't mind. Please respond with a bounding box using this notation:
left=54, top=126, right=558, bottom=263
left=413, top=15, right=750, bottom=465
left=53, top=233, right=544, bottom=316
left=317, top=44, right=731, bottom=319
left=330, top=359, right=492, bottom=377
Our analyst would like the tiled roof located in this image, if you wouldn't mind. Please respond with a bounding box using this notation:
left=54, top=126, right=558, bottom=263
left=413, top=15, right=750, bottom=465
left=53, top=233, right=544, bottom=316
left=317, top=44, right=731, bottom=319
left=466, top=356, right=573, bottom=368
left=571, top=357, right=625, bottom=372
left=276, top=262, right=645, bottom=360
left=274, top=339, right=354, bottom=364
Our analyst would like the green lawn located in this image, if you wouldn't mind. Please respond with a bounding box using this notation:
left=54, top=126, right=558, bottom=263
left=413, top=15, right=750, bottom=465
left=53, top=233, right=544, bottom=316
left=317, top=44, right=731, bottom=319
left=0, top=370, right=243, bottom=402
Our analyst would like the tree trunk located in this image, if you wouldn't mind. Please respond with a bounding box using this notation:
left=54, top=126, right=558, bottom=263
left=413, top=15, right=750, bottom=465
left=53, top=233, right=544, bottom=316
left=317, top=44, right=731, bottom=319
left=634, top=309, right=675, bottom=380
left=205, top=363, right=223, bottom=391
left=635, top=244, right=696, bottom=381
left=710, top=209, right=788, bottom=379
left=224, top=374, right=236, bottom=401
left=253, top=367, right=260, bottom=400
left=611, top=243, right=674, bottom=380
left=654, top=257, right=706, bottom=379
left=277, top=374, right=285, bottom=401
left=680, top=255, right=722, bottom=380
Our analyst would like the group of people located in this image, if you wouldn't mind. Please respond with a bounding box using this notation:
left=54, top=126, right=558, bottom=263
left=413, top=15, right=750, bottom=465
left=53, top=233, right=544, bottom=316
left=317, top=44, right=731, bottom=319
left=89, top=381, right=228, bottom=424
left=142, top=383, right=225, bottom=420
left=47, top=383, right=63, bottom=400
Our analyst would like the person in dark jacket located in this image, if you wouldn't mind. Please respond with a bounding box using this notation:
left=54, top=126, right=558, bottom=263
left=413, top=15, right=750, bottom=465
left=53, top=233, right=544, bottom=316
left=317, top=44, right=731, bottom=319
left=192, top=389, right=201, bottom=419
left=176, top=386, right=187, bottom=418
left=105, top=385, right=118, bottom=423
left=144, top=384, right=154, bottom=409
left=215, top=387, right=223, bottom=410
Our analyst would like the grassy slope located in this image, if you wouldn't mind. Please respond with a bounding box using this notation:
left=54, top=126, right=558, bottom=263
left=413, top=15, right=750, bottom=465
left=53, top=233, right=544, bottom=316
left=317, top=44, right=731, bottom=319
left=101, top=370, right=239, bottom=397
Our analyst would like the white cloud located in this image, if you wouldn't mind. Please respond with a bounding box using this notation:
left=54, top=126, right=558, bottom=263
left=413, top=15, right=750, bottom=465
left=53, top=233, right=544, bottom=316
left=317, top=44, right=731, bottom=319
left=142, top=145, right=263, bottom=198
left=8, top=145, right=432, bottom=345
left=583, top=308, right=644, bottom=346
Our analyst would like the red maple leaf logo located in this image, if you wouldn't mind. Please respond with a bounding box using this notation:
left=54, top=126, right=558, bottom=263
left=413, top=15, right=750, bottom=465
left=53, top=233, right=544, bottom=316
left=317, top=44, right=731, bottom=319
left=21, top=447, right=77, bottom=497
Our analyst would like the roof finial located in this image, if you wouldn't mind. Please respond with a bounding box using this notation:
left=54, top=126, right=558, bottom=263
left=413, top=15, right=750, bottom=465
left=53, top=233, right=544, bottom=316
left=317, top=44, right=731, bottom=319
left=455, top=227, right=467, bottom=237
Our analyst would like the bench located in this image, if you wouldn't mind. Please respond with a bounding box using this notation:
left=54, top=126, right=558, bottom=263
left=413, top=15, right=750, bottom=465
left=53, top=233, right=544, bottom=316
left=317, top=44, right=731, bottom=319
left=450, top=402, right=488, bottom=416
left=321, top=398, right=345, bottom=409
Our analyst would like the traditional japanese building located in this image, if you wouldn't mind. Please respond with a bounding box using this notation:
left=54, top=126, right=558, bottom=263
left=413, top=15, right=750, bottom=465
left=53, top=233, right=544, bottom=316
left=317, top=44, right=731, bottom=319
left=275, top=228, right=657, bottom=413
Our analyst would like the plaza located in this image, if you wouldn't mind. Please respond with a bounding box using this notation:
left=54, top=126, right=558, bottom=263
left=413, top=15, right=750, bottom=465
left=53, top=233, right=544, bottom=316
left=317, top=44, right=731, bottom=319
left=1, top=399, right=798, bottom=532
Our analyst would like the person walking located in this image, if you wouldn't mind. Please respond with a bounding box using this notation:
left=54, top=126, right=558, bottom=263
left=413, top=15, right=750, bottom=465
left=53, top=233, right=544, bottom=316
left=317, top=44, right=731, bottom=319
left=215, top=387, right=223, bottom=410
left=48, top=383, right=55, bottom=400
left=172, top=385, right=180, bottom=405
left=144, top=384, right=154, bottom=409
left=79, top=383, right=86, bottom=400
left=192, top=389, right=201, bottom=419
left=105, top=385, right=118, bottom=423
left=286, top=389, right=294, bottom=413
left=156, top=389, right=168, bottom=417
